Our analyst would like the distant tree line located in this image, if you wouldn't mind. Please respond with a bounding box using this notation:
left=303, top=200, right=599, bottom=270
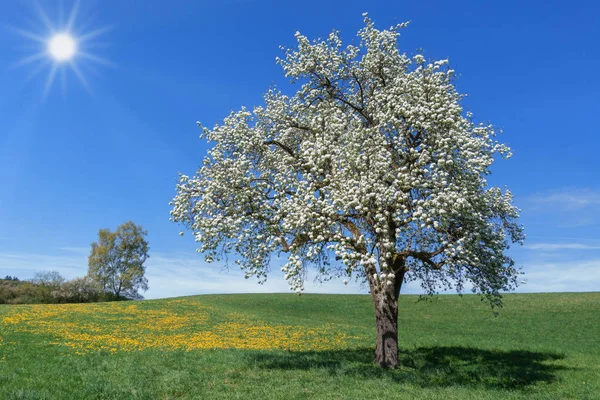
left=0, top=221, right=149, bottom=305
left=0, top=271, right=125, bottom=304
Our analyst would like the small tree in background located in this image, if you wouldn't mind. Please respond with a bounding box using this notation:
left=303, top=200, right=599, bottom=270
left=88, top=221, right=150, bottom=299
left=29, top=270, right=65, bottom=302
left=30, top=270, right=65, bottom=289
left=171, top=15, right=524, bottom=368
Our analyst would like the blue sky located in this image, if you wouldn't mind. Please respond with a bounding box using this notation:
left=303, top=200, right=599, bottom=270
left=0, top=0, right=598, bottom=299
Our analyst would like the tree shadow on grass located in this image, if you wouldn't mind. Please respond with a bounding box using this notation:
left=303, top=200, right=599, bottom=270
left=244, top=346, right=567, bottom=390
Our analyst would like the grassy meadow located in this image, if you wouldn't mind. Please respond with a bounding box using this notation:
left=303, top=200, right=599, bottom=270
left=0, top=292, right=598, bottom=399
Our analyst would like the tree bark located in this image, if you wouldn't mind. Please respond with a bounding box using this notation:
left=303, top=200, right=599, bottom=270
left=371, top=261, right=406, bottom=369
left=373, top=287, right=399, bottom=368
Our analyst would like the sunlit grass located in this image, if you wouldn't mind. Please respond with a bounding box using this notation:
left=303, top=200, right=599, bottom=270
left=1, top=298, right=362, bottom=355
left=0, top=293, right=598, bottom=399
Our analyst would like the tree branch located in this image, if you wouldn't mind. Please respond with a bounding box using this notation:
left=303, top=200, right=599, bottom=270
left=401, top=248, right=446, bottom=270
left=264, top=140, right=296, bottom=158
left=352, top=71, right=365, bottom=110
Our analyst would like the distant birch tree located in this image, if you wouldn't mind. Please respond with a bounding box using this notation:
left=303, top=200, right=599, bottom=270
left=88, top=221, right=149, bottom=299
left=171, top=14, right=524, bottom=368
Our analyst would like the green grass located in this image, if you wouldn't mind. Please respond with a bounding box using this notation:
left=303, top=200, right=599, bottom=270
left=1, top=292, right=598, bottom=399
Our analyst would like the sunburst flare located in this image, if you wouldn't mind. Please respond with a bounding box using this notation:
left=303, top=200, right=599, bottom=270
left=10, top=0, right=112, bottom=97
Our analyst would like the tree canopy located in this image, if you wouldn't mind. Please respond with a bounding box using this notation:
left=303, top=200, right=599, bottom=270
left=171, top=15, right=524, bottom=367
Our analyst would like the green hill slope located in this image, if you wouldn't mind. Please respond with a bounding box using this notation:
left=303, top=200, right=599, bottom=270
left=1, top=292, right=598, bottom=399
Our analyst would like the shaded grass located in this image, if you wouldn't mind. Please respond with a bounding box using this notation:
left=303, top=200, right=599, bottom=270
left=0, top=292, right=599, bottom=399
left=247, top=346, right=566, bottom=389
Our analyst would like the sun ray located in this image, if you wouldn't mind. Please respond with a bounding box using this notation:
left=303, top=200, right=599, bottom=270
left=23, top=60, right=51, bottom=85
left=81, top=41, right=112, bottom=50
left=33, top=2, right=56, bottom=33
left=43, top=64, right=59, bottom=99
left=61, top=67, right=68, bottom=98
left=58, top=0, right=64, bottom=27
left=69, top=61, right=90, bottom=91
left=12, top=52, right=47, bottom=68
left=66, top=0, right=80, bottom=32
left=78, top=52, right=115, bottom=67
left=8, top=26, right=47, bottom=43
left=78, top=26, right=113, bottom=43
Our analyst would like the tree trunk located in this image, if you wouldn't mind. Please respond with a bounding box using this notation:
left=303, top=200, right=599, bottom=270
left=371, top=261, right=406, bottom=368
left=373, top=288, right=399, bottom=368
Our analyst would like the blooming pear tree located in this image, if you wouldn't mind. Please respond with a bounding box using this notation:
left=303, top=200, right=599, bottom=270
left=171, top=15, right=524, bottom=368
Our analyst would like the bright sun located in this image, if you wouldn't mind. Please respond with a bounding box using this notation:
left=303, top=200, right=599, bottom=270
left=11, top=1, right=111, bottom=97
left=48, top=33, right=77, bottom=62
